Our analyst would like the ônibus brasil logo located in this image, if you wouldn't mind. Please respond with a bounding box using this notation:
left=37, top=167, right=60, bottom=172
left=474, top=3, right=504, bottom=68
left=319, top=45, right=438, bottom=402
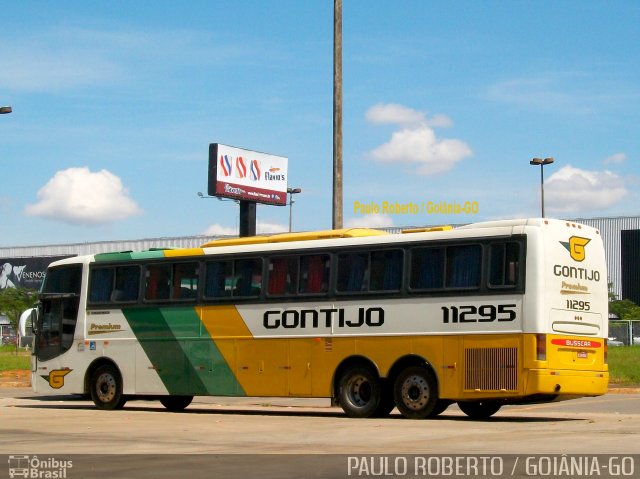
left=560, top=236, right=590, bottom=262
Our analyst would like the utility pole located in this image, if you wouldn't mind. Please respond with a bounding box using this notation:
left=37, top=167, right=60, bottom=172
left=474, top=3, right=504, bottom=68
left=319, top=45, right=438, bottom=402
left=332, top=0, right=343, bottom=229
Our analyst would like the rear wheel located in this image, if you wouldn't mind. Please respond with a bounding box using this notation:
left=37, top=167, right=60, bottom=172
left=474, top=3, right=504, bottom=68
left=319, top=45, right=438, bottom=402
left=337, top=366, right=382, bottom=418
left=90, top=364, right=126, bottom=410
left=394, top=366, right=438, bottom=419
left=457, top=400, right=502, bottom=419
left=160, top=395, right=193, bottom=412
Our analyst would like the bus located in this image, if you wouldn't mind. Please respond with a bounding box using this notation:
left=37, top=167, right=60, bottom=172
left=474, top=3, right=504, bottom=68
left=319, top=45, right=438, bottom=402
left=31, top=218, right=609, bottom=419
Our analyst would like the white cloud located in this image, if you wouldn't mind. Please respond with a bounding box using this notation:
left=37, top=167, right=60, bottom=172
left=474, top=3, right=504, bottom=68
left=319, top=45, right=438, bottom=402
left=366, top=103, right=471, bottom=176
left=256, top=221, right=288, bottom=234
left=603, top=152, right=627, bottom=165
left=545, top=165, right=627, bottom=214
left=202, top=224, right=238, bottom=236
left=345, top=215, right=395, bottom=228
left=0, top=26, right=250, bottom=93
left=369, top=126, right=472, bottom=176
left=0, top=40, right=124, bottom=92
left=365, top=103, right=452, bottom=128
left=25, top=167, right=142, bottom=225
left=202, top=221, right=287, bottom=237
left=486, top=77, right=574, bottom=111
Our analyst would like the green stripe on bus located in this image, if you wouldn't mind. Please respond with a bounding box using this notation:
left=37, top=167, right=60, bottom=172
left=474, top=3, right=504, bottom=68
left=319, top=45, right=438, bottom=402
left=94, top=252, right=134, bottom=262
left=95, top=250, right=167, bottom=262
left=122, top=307, right=243, bottom=396
left=161, top=308, right=244, bottom=397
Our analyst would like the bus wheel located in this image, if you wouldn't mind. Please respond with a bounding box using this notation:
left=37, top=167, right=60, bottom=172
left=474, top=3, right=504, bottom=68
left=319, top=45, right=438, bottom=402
left=338, top=366, right=381, bottom=418
left=160, top=395, right=193, bottom=412
left=394, top=366, right=438, bottom=419
left=457, top=400, right=502, bottom=419
left=90, top=364, right=126, bottom=410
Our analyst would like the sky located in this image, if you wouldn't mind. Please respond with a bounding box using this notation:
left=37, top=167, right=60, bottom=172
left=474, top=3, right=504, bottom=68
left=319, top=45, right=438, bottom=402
left=1, top=1, right=639, bottom=247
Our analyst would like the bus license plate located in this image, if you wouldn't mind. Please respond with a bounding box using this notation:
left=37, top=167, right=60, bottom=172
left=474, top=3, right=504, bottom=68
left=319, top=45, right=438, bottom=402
left=577, top=351, right=588, bottom=359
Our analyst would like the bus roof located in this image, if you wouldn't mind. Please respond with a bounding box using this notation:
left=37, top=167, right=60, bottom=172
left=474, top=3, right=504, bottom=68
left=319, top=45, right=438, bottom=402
left=199, top=228, right=388, bottom=248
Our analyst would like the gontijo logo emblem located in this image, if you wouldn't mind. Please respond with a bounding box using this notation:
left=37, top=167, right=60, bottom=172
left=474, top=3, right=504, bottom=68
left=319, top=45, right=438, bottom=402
left=42, top=369, right=72, bottom=389
left=560, top=236, right=591, bottom=262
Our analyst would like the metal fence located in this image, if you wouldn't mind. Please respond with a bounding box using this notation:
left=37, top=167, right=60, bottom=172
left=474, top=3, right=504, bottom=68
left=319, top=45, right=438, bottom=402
left=608, top=320, right=640, bottom=346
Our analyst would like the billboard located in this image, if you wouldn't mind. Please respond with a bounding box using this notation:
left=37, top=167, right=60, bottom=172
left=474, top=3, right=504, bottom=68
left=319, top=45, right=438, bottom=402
left=208, top=143, right=288, bottom=206
left=1, top=256, right=73, bottom=290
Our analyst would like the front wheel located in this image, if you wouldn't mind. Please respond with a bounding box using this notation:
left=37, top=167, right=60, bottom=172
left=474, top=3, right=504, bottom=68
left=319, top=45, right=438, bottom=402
left=337, top=366, right=382, bottom=418
left=90, top=364, right=126, bottom=410
left=394, top=366, right=438, bottom=419
left=457, top=400, right=502, bottom=419
left=160, top=395, right=193, bottom=412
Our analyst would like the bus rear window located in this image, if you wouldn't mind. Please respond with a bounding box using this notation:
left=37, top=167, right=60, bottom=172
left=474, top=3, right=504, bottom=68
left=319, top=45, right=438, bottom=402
left=489, top=242, right=520, bottom=287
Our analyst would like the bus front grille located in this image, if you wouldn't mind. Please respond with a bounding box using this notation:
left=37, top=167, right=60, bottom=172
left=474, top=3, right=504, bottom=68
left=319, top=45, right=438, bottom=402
left=464, top=347, right=518, bottom=392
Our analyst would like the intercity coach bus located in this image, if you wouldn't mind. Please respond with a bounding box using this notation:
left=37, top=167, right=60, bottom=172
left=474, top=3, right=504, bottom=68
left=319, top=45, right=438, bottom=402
left=31, top=218, right=608, bottom=419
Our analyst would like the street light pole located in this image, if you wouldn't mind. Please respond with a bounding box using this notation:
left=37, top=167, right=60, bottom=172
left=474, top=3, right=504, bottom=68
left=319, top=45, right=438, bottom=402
left=529, top=157, right=554, bottom=217
left=287, top=187, right=302, bottom=232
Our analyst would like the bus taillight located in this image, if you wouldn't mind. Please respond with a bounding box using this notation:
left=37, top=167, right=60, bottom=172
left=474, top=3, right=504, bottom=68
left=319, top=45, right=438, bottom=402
left=536, top=334, right=547, bottom=361
left=604, top=338, right=608, bottom=364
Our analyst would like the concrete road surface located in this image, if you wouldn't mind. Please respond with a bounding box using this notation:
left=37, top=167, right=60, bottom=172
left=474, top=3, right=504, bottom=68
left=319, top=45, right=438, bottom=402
left=1, top=389, right=639, bottom=478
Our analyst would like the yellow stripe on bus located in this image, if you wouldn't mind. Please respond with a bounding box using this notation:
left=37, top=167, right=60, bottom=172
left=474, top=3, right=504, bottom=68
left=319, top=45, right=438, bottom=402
left=164, top=248, right=205, bottom=257
left=199, top=305, right=253, bottom=339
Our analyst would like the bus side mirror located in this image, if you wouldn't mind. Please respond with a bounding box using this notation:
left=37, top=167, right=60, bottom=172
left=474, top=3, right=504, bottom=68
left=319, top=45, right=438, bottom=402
left=30, top=308, right=38, bottom=335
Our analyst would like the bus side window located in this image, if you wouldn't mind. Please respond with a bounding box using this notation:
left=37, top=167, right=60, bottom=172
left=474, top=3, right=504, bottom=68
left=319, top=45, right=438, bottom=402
left=299, top=254, right=329, bottom=294
left=489, top=242, right=519, bottom=287
left=114, top=266, right=140, bottom=302
left=268, top=257, right=298, bottom=296
left=410, top=247, right=444, bottom=290
left=145, top=264, right=171, bottom=301
left=173, top=263, right=198, bottom=300
left=89, top=268, right=114, bottom=303
left=234, top=258, right=262, bottom=297
left=337, top=252, right=369, bottom=292
left=446, top=244, right=481, bottom=288
left=204, top=260, right=232, bottom=298
left=370, top=249, right=403, bottom=292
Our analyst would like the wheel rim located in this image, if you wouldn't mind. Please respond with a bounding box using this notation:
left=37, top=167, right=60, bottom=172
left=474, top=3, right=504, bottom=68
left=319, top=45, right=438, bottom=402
left=400, top=374, right=430, bottom=411
left=346, top=374, right=372, bottom=408
left=95, top=372, right=117, bottom=404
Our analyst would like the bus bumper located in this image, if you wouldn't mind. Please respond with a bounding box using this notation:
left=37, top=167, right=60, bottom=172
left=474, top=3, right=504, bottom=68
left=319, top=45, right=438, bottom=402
left=524, top=369, right=609, bottom=397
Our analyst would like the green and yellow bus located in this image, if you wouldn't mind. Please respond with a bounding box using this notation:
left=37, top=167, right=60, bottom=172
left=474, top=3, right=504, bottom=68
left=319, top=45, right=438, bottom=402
left=32, top=218, right=608, bottom=419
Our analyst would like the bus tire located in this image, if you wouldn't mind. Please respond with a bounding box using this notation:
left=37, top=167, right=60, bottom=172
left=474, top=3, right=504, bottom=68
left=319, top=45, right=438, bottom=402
left=457, top=400, right=502, bottom=419
left=160, top=395, right=193, bottom=412
left=90, top=364, right=126, bottom=410
left=338, top=366, right=382, bottom=418
left=394, top=366, right=438, bottom=419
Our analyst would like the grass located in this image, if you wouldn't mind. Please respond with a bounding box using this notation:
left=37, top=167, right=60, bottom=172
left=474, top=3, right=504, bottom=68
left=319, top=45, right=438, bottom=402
left=608, top=345, right=640, bottom=386
left=0, top=348, right=31, bottom=371
left=1, top=345, right=639, bottom=386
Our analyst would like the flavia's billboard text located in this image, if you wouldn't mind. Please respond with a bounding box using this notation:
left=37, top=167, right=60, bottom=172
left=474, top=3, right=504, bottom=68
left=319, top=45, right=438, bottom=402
left=208, top=143, right=288, bottom=206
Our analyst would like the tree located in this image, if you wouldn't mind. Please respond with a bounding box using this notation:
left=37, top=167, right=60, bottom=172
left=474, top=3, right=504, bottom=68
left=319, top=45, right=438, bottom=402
left=0, top=288, right=37, bottom=348
left=608, top=284, right=640, bottom=321
left=610, top=299, right=640, bottom=321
